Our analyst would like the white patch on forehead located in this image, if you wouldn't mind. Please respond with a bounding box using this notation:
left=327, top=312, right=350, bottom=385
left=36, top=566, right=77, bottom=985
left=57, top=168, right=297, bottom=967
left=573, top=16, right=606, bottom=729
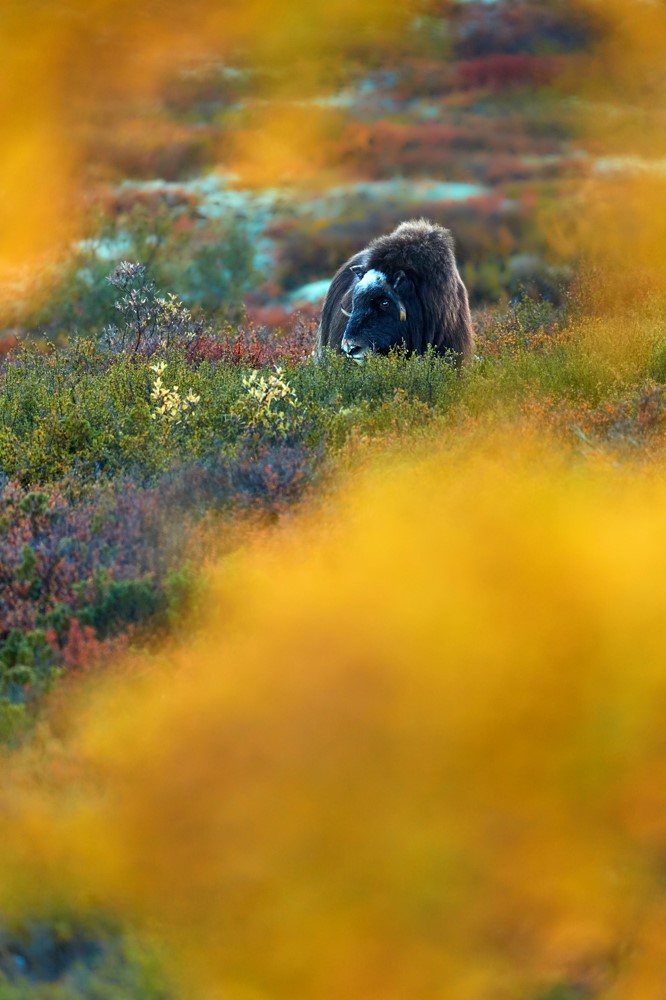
left=357, top=268, right=387, bottom=291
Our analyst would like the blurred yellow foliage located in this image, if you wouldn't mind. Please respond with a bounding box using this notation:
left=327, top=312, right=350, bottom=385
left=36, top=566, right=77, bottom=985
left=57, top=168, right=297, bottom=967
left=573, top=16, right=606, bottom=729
left=0, top=1, right=408, bottom=281
left=225, top=104, right=347, bottom=188
left=3, top=436, right=666, bottom=997
left=566, top=0, right=666, bottom=307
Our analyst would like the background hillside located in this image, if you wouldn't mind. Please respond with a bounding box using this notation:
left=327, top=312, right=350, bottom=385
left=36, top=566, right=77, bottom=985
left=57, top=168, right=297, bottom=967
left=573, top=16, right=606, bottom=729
left=2, top=0, right=590, bottom=338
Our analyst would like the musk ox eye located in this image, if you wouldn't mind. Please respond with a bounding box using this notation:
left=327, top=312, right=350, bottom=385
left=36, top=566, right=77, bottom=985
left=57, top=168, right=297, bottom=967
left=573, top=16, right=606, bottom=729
left=380, top=298, right=390, bottom=309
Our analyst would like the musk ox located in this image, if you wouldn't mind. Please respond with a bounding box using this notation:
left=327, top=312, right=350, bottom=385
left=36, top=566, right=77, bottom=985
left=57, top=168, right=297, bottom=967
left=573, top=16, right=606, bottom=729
left=315, top=219, right=474, bottom=365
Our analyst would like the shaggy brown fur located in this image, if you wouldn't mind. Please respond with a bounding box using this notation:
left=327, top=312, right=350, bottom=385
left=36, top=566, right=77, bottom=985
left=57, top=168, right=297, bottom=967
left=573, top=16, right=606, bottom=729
left=316, top=219, right=474, bottom=363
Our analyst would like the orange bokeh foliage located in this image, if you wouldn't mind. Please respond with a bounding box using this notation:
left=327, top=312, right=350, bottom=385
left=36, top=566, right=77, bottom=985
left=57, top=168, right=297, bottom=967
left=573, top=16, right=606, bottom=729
left=2, top=436, right=666, bottom=997
left=559, top=0, right=666, bottom=307
left=0, top=1, right=410, bottom=279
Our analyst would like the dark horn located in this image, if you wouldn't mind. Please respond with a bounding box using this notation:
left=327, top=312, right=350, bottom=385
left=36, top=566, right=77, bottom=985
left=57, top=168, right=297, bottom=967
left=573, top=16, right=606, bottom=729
left=341, top=306, right=352, bottom=318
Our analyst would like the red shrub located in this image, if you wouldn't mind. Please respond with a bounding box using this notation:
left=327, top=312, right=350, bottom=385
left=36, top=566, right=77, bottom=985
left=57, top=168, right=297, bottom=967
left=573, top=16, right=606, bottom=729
left=456, top=54, right=566, bottom=91
left=185, top=318, right=316, bottom=367
left=0, top=334, right=19, bottom=358
left=61, top=619, right=104, bottom=672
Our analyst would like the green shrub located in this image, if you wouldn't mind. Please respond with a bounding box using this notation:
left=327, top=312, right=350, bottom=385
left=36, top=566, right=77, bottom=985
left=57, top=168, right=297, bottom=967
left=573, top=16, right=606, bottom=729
left=0, top=629, right=58, bottom=698
left=76, top=574, right=167, bottom=640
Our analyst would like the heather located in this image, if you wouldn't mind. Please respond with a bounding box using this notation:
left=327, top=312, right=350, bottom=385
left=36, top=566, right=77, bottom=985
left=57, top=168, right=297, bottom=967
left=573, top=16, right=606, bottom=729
left=0, top=432, right=324, bottom=742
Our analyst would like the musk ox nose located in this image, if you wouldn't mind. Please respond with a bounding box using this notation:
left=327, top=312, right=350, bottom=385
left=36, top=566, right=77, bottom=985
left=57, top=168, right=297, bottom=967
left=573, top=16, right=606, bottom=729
left=341, top=337, right=367, bottom=363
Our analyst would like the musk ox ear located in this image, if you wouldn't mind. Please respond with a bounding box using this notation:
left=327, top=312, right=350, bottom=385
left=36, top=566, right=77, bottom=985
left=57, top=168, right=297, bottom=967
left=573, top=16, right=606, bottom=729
left=350, top=264, right=365, bottom=278
left=393, top=270, right=407, bottom=290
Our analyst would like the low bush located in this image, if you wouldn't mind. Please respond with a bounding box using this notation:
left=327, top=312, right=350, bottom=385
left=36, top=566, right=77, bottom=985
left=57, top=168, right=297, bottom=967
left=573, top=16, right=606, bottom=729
left=0, top=261, right=464, bottom=488
left=183, top=318, right=316, bottom=367
left=0, top=440, right=319, bottom=737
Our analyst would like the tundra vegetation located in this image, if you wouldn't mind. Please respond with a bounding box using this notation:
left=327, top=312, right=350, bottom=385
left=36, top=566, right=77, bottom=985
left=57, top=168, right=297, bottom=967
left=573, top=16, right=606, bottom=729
left=2, top=0, right=666, bottom=998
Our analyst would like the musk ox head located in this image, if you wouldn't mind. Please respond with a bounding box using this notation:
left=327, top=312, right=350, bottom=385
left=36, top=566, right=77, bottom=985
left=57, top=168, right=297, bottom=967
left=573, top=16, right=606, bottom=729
left=340, top=267, right=411, bottom=364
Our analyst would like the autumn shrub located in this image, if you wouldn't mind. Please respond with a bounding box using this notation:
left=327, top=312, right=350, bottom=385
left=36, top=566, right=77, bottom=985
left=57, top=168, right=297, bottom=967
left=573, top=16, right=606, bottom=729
left=0, top=343, right=164, bottom=484
left=231, top=367, right=306, bottom=443
left=456, top=54, right=566, bottom=91
left=225, top=442, right=320, bottom=512
left=183, top=317, right=316, bottom=367
left=0, top=433, right=320, bottom=735
left=159, top=441, right=318, bottom=516
left=562, top=382, right=666, bottom=452
left=100, top=262, right=204, bottom=356
left=295, top=344, right=460, bottom=409
left=0, top=478, right=169, bottom=711
left=474, top=293, right=567, bottom=360
left=7, top=283, right=665, bottom=494
left=461, top=304, right=666, bottom=454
